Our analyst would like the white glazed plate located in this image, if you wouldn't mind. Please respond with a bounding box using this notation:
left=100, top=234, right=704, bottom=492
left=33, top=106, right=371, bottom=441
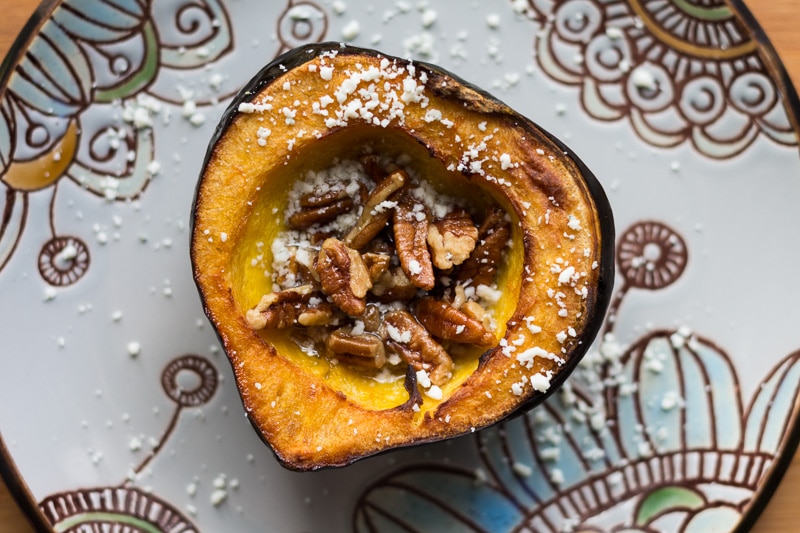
left=2, top=1, right=800, bottom=531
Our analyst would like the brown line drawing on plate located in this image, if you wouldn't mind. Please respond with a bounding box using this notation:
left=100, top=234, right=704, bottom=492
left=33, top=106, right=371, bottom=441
left=521, top=0, right=798, bottom=159
left=127, top=354, right=220, bottom=481
left=39, top=485, right=198, bottom=533
left=37, top=234, right=90, bottom=286
left=36, top=353, right=219, bottom=532
left=351, top=219, right=800, bottom=533
left=604, top=220, right=688, bottom=335
left=276, top=0, right=329, bottom=56
left=0, top=0, right=237, bottom=285
left=0, top=0, right=332, bottom=287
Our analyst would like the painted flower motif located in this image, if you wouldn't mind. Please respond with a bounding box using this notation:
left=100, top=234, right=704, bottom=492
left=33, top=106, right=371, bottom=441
left=0, top=0, right=331, bottom=287
left=276, top=0, right=329, bottom=53
left=37, top=353, right=219, bottom=531
left=0, top=0, right=234, bottom=285
left=352, top=221, right=800, bottom=533
left=523, top=0, right=797, bottom=159
left=40, top=486, right=199, bottom=533
left=617, top=221, right=687, bottom=291
left=604, top=221, right=687, bottom=334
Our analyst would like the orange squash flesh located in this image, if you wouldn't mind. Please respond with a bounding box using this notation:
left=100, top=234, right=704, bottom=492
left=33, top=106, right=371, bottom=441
left=191, top=43, right=614, bottom=470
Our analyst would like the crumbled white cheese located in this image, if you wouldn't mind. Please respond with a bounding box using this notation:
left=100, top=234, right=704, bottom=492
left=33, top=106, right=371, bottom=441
left=530, top=372, right=551, bottom=392
left=421, top=9, right=437, bottom=28
left=341, top=20, right=360, bottom=41
left=387, top=324, right=412, bottom=344
left=426, top=385, right=443, bottom=400
left=512, top=461, right=532, bottom=477
left=632, top=67, right=656, bottom=90
left=210, top=489, right=227, bottom=506
left=415, top=369, right=432, bottom=389
left=319, top=65, right=334, bottom=81
left=127, top=341, right=141, bottom=358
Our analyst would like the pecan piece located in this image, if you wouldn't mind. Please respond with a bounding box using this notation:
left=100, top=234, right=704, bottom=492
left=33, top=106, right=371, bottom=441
left=361, top=252, right=392, bottom=282
left=297, top=305, right=337, bottom=327
left=246, top=285, right=316, bottom=329
left=274, top=251, right=317, bottom=287
left=315, top=237, right=372, bottom=316
left=393, top=199, right=435, bottom=290
left=360, top=304, right=382, bottom=333
left=299, top=188, right=347, bottom=208
left=288, top=196, right=354, bottom=230
left=385, top=310, right=453, bottom=385
left=344, top=169, right=408, bottom=250
left=427, top=209, right=479, bottom=269
left=455, top=206, right=510, bottom=287
left=359, top=154, right=399, bottom=183
left=461, top=300, right=489, bottom=325
left=415, top=297, right=495, bottom=346
left=370, top=266, right=417, bottom=302
left=327, top=329, right=386, bottom=368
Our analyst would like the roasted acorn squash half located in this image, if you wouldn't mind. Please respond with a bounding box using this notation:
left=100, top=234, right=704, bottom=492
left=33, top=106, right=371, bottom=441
left=191, top=43, right=614, bottom=470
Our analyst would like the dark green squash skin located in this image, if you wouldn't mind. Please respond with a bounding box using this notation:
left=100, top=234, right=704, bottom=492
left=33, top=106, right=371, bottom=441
left=191, top=42, right=615, bottom=469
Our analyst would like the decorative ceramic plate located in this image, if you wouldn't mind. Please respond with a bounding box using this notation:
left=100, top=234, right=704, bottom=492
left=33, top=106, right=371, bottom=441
left=2, top=0, right=800, bottom=531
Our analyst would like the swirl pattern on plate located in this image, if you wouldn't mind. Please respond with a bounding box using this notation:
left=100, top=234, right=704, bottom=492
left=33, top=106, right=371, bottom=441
left=525, top=0, right=797, bottom=158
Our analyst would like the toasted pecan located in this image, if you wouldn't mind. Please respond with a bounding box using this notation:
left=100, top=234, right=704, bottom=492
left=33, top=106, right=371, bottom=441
left=245, top=285, right=317, bottom=329
left=315, top=238, right=372, bottom=316
left=455, top=206, right=510, bottom=287
left=385, top=310, right=453, bottom=386
left=427, top=209, right=479, bottom=269
left=370, top=266, right=418, bottom=302
left=288, top=197, right=354, bottom=230
left=359, top=154, right=399, bottom=183
left=393, top=199, right=435, bottom=290
left=327, top=329, right=386, bottom=368
left=415, top=297, right=495, bottom=345
left=344, top=170, right=407, bottom=250
left=361, top=252, right=392, bottom=282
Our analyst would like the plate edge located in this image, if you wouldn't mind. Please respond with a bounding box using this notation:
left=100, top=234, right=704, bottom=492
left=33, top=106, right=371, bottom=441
left=728, top=2, right=800, bottom=530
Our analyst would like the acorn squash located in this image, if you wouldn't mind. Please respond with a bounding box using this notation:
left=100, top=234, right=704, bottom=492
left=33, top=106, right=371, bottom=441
left=191, top=42, right=614, bottom=470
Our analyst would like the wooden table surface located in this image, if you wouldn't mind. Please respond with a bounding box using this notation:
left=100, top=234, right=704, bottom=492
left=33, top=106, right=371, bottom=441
left=1, top=1, right=800, bottom=531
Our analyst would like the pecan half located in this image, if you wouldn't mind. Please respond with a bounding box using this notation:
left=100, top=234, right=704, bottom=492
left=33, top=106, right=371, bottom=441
left=385, top=310, right=453, bottom=385
left=344, top=169, right=408, bottom=250
left=327, top=329, right=386, bottom=368
left=297, top=305, right=337, bottom=327
left=299, top=188, right=347, bottom=208
left=415, top=297, right=495, bottom=346
left=315, top=237, right=372, bottom=316
left=289, top=195, right=354, bottom=230
left=393, top=199, right=435, bottom=290
left=455, top=206, right=510, bottom=287
left=427, top=209, right=479, bottom=269
left=246, top=285, right=316, bottom=329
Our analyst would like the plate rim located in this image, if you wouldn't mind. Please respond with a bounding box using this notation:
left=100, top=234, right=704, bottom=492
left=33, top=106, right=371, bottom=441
left=0, top=0, right=799, bottom=532
left=723, top=2, right=800, bottom=530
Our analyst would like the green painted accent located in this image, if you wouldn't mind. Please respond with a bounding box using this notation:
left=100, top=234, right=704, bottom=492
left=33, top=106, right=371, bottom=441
left=635, top=486, right=706, bottom=526
left=94, top=21, right=159, bottom=102
left=53, top=511, right=163, bottom=533
left=673, top=0, right=733, bottom=22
